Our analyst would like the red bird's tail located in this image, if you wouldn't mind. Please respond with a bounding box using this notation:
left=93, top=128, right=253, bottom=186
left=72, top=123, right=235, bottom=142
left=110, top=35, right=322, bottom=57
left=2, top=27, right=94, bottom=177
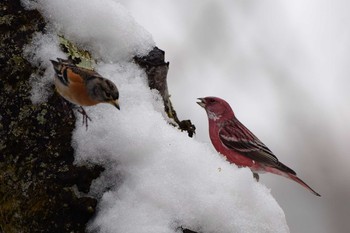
left=286, top=173, right=321, bottom=196
left=265, top=166, right=321, bottom=196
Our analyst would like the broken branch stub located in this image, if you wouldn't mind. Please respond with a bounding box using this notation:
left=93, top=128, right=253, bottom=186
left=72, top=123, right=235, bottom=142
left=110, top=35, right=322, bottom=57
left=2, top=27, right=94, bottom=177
left=135, top=47, right=196, bottom=137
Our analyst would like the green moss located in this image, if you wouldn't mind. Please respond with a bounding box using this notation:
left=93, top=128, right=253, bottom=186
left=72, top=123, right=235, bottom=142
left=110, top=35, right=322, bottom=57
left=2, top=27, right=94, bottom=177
left=59, top=35, right=95, bottom=69
left=8, top=55, right=27, bottom=75
left=36, top=108, right=47, bottom=125
left=0, top=142, right=6, bottom=151
left=0, top=14, right=15, bottom=25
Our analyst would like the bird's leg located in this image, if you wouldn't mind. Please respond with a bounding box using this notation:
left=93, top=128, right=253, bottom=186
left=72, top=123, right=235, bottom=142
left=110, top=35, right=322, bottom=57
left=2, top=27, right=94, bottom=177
left=57, top=96, right=91, bottom=129
left=59, top=98, right=75, bottom=119
left=77, top=106, right=92, bottom=130
left=253, top=172, right=260, bottom=182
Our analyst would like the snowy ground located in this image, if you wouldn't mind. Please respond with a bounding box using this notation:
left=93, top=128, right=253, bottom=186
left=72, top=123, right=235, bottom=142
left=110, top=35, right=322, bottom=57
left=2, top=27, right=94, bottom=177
left=23, top=0, right=291, bottom=233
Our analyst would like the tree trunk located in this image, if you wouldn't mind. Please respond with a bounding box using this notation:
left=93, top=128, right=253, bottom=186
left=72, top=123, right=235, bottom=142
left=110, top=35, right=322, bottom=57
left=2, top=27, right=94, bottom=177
left=0, top=0, right=195, bottom=232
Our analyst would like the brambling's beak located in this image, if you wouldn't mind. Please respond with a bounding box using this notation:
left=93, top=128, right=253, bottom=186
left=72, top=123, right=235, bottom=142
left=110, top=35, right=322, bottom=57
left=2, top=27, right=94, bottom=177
left=111, top=99, right=120, bottom=110
left=196, top=98, right=206, bottom=108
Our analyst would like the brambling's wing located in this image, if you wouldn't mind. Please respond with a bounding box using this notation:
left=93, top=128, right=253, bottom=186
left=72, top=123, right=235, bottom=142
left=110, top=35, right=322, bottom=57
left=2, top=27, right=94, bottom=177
left=51, top=58, right=102, bottom=85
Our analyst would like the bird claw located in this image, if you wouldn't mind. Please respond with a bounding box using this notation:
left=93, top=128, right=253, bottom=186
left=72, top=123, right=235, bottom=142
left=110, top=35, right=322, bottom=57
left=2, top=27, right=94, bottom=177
left=77, top=107, right=92, bottom=130
left=253, top=172, right=260, bottom=182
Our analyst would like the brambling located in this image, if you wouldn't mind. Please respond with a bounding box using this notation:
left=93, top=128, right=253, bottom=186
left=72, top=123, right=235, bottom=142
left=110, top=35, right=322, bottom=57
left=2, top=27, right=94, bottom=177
left=51, top=58, right=120, bottom=127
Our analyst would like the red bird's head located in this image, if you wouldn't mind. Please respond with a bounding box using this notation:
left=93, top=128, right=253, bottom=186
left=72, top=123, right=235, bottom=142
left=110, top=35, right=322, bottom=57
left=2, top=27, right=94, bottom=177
left=197, top=96, right=235, bottom=122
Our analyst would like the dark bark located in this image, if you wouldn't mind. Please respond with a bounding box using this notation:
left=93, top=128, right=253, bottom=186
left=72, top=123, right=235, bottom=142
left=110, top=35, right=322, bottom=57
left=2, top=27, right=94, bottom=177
left=134, top=47, right=196, bottom=137
left=0, top=0, right=196, bottom=233
left=1, top=1, right=102, bottom=232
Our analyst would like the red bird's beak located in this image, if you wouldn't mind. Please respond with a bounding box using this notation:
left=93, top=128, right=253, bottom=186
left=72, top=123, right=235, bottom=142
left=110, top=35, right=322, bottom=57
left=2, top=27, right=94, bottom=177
left=197, top=98, right=206, bottom=108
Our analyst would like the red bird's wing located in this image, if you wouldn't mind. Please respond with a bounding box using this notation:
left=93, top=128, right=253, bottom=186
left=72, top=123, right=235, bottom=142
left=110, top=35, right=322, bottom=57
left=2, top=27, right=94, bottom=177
left=219, top=118, right=296, bottom=175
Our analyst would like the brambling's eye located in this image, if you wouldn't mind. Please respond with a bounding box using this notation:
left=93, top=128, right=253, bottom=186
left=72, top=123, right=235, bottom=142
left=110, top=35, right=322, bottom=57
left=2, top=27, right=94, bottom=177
left=105, top=92, right=112, bottom=99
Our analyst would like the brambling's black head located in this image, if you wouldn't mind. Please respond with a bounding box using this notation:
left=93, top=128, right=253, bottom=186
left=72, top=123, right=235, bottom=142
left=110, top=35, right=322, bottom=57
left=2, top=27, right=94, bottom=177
left=91, top=78, right=120, bottom=110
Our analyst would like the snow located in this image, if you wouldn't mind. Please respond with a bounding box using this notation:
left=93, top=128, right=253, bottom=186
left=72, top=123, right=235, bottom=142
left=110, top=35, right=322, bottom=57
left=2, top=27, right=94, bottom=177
left=23, top=0, right=154, bottom=62
left=23, top=32, right=65, bottom=104
left=23, top=0, right=289, bottom=232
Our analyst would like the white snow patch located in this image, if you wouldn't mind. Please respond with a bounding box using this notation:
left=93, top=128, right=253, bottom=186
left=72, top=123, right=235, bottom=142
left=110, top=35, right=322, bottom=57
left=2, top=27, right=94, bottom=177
left=22, top=0, right=289, bottom=232
left=23, top=32, right=65, bottom=103
left=22, top=0, right=154, bottom=62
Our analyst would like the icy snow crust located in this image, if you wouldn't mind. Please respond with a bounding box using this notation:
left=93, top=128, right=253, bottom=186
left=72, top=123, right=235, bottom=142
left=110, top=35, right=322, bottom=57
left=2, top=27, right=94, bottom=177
left=23, top=0, right=289, bottom=232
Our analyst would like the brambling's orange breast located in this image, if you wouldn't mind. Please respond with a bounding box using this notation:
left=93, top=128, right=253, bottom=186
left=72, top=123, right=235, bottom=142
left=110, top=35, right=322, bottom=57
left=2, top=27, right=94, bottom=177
left=55, top=75, right=99, bottom=106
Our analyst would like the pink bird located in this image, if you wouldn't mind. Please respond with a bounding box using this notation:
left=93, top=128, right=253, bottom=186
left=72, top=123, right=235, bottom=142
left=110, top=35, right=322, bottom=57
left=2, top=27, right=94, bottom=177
left=197, top=96, right=320, bottom=196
